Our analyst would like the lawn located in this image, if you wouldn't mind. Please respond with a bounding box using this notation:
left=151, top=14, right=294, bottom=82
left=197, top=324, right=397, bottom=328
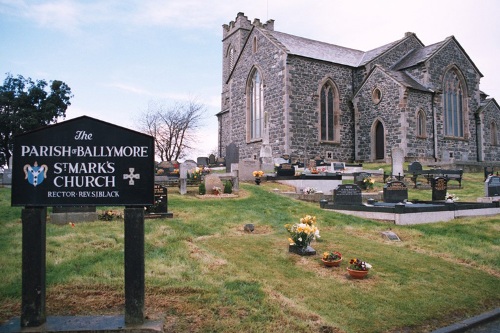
left=0, top=168, right=499, bottom=332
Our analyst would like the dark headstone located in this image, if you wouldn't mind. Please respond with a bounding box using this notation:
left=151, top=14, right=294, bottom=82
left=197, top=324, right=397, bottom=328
left=197, top=157, right=208, bottom=166
left=333, top=184, right=362, bottom=206
left=225, top=142, right=239, bottom=172
left=145, top=184, right=173, bottom=218
left=408, top=161, right=423, bottom=172
left=431, top=177, right=448, bottom=201
left=208, top=154, right=216, bottom=166
left=381, top=231, right=401, bottom=241
left=276, top=163, right=295, bottom=176
left=383, top=180, right=408, bottom=203
left=486, top=175, right=500, bottom=197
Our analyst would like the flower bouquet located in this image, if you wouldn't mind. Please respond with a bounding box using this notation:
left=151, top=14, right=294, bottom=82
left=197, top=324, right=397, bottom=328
left=285, top=215, right=320, bottom=255
left=253, top=170, right=264, bottom=185
left=322, top=250, right=342, bottom=267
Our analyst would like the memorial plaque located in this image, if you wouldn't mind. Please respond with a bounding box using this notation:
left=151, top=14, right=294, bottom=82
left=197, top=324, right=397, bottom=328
left=333, top=184, right=362, bottom=206
left=383, top=180, right=408, bottom=203
left=431, top=177, right=448, bottom=201
left=486, top=175, right=500, bottom=197
left=11, top=116, right=154, bottom=206
left=408, top=161, right=423, bottom=173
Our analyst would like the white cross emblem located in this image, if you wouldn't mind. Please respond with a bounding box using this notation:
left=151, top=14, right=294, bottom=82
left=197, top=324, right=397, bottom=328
left=123, top=168, right=140, bottom=185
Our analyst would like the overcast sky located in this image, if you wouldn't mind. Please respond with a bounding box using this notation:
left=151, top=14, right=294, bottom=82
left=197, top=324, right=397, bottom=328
left=1, top=0, right=499, bottom=160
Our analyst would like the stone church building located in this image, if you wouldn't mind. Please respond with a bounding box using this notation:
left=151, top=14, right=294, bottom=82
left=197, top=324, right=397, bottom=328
left=217, top=12, right=500, bottom=165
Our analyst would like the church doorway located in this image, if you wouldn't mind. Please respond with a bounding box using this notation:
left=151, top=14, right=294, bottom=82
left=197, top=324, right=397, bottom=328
left=375, top=121, right=385, bottom=160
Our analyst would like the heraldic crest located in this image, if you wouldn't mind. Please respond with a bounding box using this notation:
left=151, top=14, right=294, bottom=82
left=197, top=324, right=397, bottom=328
left=23, top=161, right=48, bottom=187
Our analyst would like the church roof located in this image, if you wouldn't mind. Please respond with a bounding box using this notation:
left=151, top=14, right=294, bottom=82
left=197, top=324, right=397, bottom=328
left=477, top=98, right=500, bottom=114
left=265, top=30, right=365, bottom=67
left=358, top=39, right=407, bottom=66
left=392, top=40, right=447, bottom=70
left=386, top=70, right=431, bottom=92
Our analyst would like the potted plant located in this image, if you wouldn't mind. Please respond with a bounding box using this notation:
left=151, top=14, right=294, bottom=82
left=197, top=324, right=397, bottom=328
left=347, top=258, right=372, bottom=279
left=253, top=170, right=264, bottom=185
left=322, top=250, right=342, bottom=267
left=285, top=215, right=320, bottom=255
left=362, top=175, right=375, bottom=190
left=212, top=186, right=222, bottom=195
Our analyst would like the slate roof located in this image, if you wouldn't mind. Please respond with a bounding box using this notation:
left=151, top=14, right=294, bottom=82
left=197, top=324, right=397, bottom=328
left=392, top=39, right=447, bottom=70
left=386, top=70, right=432, bottom=92
left=265, top=30, right=365, bottom=67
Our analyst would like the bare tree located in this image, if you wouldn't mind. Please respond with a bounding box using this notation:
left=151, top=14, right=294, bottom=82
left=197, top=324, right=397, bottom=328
left=137, top=99, right=206, bottom=161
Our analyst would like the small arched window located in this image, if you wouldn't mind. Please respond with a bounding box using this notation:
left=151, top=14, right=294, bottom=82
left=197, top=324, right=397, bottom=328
left=417, top=109, right=426, bottom=137
left=443, top=69, right=465, bottom=137
left=227, top=45, right=236, bottom=72
left=491, top=121, right=499, bottom=146
left=248, top=69, right=264, bottom=140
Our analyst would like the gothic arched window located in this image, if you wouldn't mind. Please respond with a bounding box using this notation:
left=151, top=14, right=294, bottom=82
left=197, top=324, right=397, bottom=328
left=320, top=81, right=339, bottom=142
left=417, top=109, right=426, bottom=137
left=248, top=69, right=264, bottom=140
left=443, top=69, right=465, bottom=137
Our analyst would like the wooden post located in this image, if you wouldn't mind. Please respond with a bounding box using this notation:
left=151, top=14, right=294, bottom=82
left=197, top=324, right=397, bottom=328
left=124, top=207, right=145, bottom=325
left=21, top=207, right=47, bottom=327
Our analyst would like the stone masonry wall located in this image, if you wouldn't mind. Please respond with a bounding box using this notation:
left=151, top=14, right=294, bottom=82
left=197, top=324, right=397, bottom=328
left=353, top=68, right=405, bottom=161
left=287, top=56, right=355, bottom=161
left=481, top=102, right=500, bottom=161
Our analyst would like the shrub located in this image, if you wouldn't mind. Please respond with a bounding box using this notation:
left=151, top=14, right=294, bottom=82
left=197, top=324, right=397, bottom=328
left=224, top=181, right=233, bottom=194
left=198, top=182, right=206, bottom=195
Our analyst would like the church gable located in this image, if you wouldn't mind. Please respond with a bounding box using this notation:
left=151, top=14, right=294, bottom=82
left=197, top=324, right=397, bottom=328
left=478, top=98, right=500, bottom=161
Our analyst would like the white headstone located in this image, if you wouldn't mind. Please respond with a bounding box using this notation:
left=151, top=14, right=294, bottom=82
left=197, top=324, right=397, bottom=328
left=391, top=148, right=404, bottom=179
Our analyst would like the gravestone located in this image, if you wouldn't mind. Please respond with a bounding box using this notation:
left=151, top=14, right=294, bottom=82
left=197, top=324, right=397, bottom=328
left=204, top=174, right=224, bottom=193
left=197, top=157, right=208, bottom=166
left=391, top=147, right=405, bottom=180
left=485, top=175, right=500, bottom=197
left=145, top=184, right=173, bottom=218
left=208, top=154, right=216, bottom=166
left=408, top=161, right=423, bottom=173
left=276, top=163, right=295, bottom=176
left=333, top=184, right=362, bottom=206
left=381, top=231, right=401, bottom=241
left=179, top=160, right=197, bottom=195
left=225, top=142, right=239, bottom=172
left=431, top=177, right=448, bottom=201
left=383, top=180, right=408, bottom=203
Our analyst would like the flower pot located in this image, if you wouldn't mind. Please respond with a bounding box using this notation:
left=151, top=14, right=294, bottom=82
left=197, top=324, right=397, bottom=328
left=347, top=268, right=369, bottom=279
left=322, top=258, right=342, bottom=267
left=255, top=177, right=261, bottom=185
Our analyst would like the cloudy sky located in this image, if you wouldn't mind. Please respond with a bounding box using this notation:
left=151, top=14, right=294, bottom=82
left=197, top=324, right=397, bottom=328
left=1, top=0, right=499, bottom=160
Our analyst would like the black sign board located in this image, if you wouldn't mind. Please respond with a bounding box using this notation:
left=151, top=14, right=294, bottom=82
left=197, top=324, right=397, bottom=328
left=11, top=116, right=154, bottom=206
left=486, top=176, right=500, bottom=197
left=431, top=177, right=448, bottom=201
left=383, top=180, right=408, bottom=203
left=333, top=184, right=362, bottom=206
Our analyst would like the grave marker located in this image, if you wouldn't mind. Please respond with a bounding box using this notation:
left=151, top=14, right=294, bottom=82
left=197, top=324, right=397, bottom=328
left=225, top=142, right=239, bottom=172
left=383, top=180, right=408, bottom=203
left=391, top=147, right=405, bottom=179
left=431, top=177, right=448, bottom=201
left=145, top=184, right=173, bottom=218
left=276, top=163, right=295, bottom=176
left=333, top=184, right=362, bottom=206
left=485, top=175, right=500, bottom=197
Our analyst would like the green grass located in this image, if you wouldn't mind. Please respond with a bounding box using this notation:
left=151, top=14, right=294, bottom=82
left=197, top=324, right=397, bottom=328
left=0, top=167, right=499, bottom=332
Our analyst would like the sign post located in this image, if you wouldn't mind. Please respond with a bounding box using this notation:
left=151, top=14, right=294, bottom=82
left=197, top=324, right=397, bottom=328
left=10, top=116, right=155, bottom=328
